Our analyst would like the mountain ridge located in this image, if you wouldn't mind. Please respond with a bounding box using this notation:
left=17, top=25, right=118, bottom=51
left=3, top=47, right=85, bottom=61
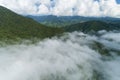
left=27, top=15, right=120, bottom=27
left=64, top=20, right=120, bottom=32
left=0, top=6, right=64, bottom=42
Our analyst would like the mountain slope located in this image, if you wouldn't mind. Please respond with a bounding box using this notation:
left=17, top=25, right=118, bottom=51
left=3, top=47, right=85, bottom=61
left=64, top=21, right=120, bottom=32
left=27, top=15, right=120, bottom=27
left=0, top=6, right=64, bottom=41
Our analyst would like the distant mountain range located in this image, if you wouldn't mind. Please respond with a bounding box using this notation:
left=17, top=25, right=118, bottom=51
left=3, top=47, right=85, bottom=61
left=27, top=15, right=120, bottom=27
left=27, top=15, right=120, bottom=33
left=0, top=6, right=63, bottom=42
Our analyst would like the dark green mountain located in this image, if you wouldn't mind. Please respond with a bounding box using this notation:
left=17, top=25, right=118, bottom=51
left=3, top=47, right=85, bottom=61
left=64, top=21, right=120, bottom=32
left=0, top=6, right=64, bottom=41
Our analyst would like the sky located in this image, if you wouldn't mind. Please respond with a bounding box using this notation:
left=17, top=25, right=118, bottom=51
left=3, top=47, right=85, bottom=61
left=116, top=0, right=120, bottom=4
left=0, top=0, right=120, bottom=18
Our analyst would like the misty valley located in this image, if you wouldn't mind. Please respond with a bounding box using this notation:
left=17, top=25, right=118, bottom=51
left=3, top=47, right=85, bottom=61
left=0, top=31, right=120, bottom=80
left=0, top=5, right=120, bottom=80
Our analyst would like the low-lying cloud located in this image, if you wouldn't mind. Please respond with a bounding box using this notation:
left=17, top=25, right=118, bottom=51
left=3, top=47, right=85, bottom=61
left=0, top=31, right=120, bottom=80
left=0, top=0, right=120, bottom=17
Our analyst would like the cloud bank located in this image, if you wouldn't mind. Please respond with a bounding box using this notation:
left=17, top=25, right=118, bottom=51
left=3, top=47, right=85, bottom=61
left=0, top=0, right=120, bottom=17
left=0, top=31, right=120, bottom=80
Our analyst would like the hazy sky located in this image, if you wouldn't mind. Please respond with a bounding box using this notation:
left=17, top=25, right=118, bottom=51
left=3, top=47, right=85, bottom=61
left=116, top=0, right=120, bottom=4
left=0, top=0, right=120, bottom=17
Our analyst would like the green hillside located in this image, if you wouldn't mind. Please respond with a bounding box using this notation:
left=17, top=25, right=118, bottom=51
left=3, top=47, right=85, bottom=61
left=0, top=6, right=64, bottom=42
left=64, top=21, right=120, bottom=33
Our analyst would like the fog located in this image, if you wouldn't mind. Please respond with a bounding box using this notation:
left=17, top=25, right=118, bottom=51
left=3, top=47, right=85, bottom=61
left=0, top=31, right=120, bottom=80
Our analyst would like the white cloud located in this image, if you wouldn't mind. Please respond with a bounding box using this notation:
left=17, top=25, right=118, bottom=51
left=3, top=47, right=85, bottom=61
left=0, top=0, right=120, bottom=17
left=0, top=31, right=120, bottom=80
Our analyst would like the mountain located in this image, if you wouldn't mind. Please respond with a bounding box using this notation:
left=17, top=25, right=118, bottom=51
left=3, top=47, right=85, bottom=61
left=64, top=21, right=120, bottom=33
left=27, top=15, right=120, bottom=27
left=0, top=6, right=64, bottom=41
left=27, top=15, right=120, bottom=33
left=0, top=5, right=119, bottom=43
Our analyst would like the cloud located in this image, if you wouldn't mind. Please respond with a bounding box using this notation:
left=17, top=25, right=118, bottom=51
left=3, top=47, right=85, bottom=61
left=0, top=32, right=102, bottom=80
left=0, top=31, right=120, bottom=80
left=0, top=0, right=120, bottom=17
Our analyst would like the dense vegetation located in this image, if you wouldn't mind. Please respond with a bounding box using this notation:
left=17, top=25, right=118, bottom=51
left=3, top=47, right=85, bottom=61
left=64, top=21, right=120, bottom=33
left=0, top=6, right=64, bottom=42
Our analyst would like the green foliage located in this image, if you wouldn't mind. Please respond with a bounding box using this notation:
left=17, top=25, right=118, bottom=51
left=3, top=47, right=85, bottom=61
left=64, top=21, right=120, bottom=32
left=0, top=6, right=64, bottom=42
left=91, top=41, right=111, bottom=56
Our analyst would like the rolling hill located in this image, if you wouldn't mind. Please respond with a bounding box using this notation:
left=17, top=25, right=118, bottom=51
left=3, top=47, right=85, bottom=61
left=64, top=21, right=120, bottom=33
left=0, top=6, right=64, bottom=41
